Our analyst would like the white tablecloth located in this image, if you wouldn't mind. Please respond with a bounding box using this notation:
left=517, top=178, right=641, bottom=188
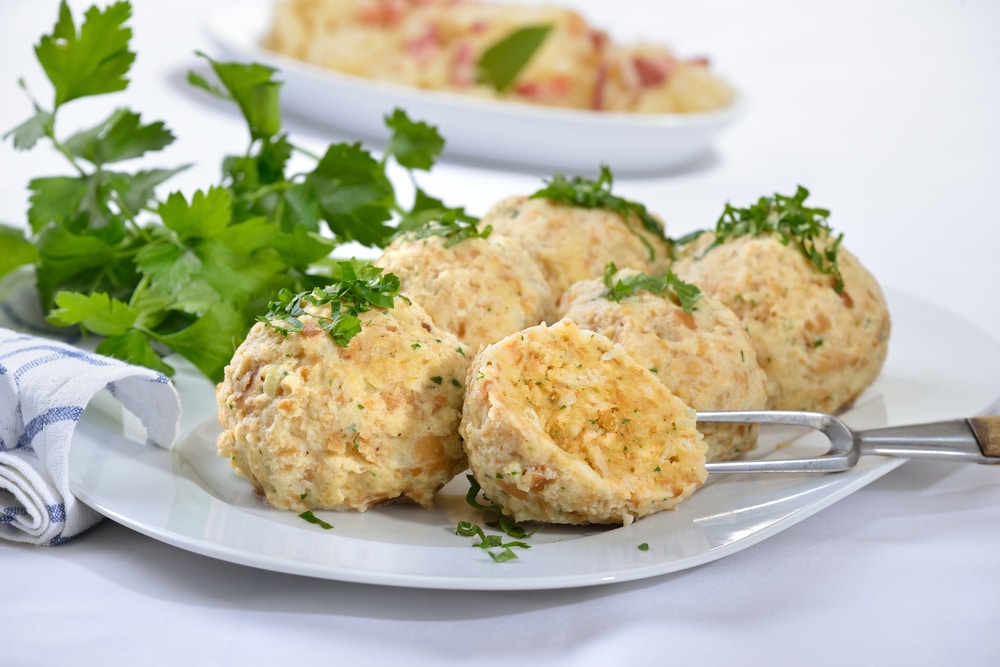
left=3, top=1, right=998, bottom=665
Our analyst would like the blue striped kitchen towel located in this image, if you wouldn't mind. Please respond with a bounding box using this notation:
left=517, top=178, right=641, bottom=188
left=0, top=327, right=181, bottom=545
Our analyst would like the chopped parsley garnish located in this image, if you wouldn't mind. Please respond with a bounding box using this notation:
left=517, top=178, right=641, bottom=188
left=530, top=165, right=667, bottom=260
left=602, top=262, right=701, bottom=314
left=456, top=522, right=530, bottom=563
left=456, top=474, right=533, bottom=562
left=679, top=185, right=845, bottom=292
left=476, top=24, right=554, bottom=93
left=258, top=260, right=400, bottom=346
left=393, top=187, right=481, bottom=243
left=298, top=511, right=333, bottom=530
left=396, top=218, right=492, bottom=249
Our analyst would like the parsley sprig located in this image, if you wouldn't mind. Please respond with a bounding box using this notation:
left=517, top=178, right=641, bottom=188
left=601, top=262, right=701, bottom=314
left=530, top=165, right=667, bottom=261
left=259, top=260, right=400, bottom=347
left=0, top=0, right=471, bottom=382
left=678, top=185, right=845, bottom=291
left=456, top=475, right=533, bottom=562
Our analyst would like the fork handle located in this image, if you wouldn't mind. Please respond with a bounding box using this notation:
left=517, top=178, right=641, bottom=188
left=858, top=416, right=1000, bottom=464
left=969, top=416, right=1000, bottom=458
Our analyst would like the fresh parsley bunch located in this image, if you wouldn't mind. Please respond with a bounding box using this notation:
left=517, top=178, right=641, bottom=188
left=0, top=0, right=472, bottom=382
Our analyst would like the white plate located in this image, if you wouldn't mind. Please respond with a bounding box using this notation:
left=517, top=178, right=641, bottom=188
left=202, top=1, right=744, bottom=174
left=67, top=290, right=1000, bottom=590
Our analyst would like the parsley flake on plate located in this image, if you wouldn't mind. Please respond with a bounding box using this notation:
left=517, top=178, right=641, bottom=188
left=298, top=511, right=334, bottom=530
left=456, top=474, right=534, bottom=562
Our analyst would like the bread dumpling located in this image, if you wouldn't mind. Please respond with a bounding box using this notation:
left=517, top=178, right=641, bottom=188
left=375, top=230, right=554, bottom=352
left=672, top=210, right=890, bottom=413
left=459, top=318, right=707, bottom=525
left=559, top=266, right=768, bottom=461
left=216, top=294, right=470, bottom=512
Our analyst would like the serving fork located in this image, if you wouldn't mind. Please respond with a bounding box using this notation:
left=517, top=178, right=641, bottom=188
left=698, top=411, right=1000, bottom=473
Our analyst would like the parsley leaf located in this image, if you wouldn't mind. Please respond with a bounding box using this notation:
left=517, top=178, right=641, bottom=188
left=306, top=143, right=396, bottom=247
left=35, top=0, right=135, bottom=108
left=601, top=262, right=702, bottom=314
left=157, top=187, right=231, bottom=240
left=463, top=474, right=533, bottom=539
left=477, top=24, right=554, bottom=93
left=96, top=328, right=174, bottom=376
left=383, top=109, right=445, bottom=171
left=4, top=84, right=54, bottom=151
left=194, top=52, right=282, bottom=141
left=0, top=225, right=40, bottom=278
left=46, top=291, right=137, bottom=336
left=152, top=303, right=248, bottom=381
left=456, top=521, right=530, bottom=562
left=456, top=475, right=534, bottom=561
left=63, top=108, right=174, bottom=166
left=112, top=167, right=191, bottom=218
left=299, top=511, right=334, bottom=530
left=31, top=223, right=125, bottom=309
left=145, top=192, right=289, bottom=317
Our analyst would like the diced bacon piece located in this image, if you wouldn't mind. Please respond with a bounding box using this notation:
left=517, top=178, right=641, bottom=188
left=590, top=29, right=609, bottom=53
left=411, top=0, right=464, bottom=7
left=357, top=0, right=406, bottom=26
left=549, top=75, right=573, bottom=96
left=451, top=41, right=476, bottom=86
left=633, top=53, right=674, bottom=86
left=514, top=80, right=539, bottom=96
left=592, top=62, right=608, bottom=110
left=514, top=75, right=573, bottom=101
left=404, top=25, right=441, bottom=61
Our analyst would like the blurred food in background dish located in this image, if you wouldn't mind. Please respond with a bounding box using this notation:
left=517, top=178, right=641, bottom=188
left=265, top=0, right=735, bottom=114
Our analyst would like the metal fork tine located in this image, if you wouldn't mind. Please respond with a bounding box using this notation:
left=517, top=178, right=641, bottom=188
left=698, top=410, right=858, bottom=474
